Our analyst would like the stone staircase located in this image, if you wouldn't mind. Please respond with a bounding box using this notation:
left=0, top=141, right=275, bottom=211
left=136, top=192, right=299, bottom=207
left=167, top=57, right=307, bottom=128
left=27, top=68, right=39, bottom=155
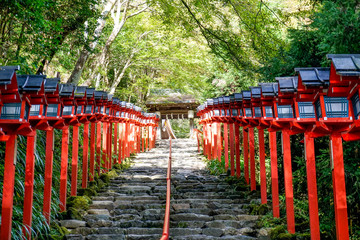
left=64, top=139, right=270, bottom=240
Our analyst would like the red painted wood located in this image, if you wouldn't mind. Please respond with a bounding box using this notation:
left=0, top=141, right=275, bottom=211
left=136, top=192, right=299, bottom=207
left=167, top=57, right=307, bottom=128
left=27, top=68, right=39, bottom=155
left=108, top=122, right=113, bottom=168
left=217, top=122, right=222, bottom=162
left=249, top=128, right=256, bottom=191
left=89, top=123, right=96, bottom=181
left=229, top=123, right=235, bottom=176
left=304, top=133, right=320, bottom=240
left=96, top=122, right=101, bottom=175
left=114, top=123, right=118, bottom=156
left=209, top=124, right=213, bottom=160
left=145, top=126, right=148, bottom=153
left=213, top=123, right=217, bottom=160
left=22, top=132, right=37, bottom=239
left=71, top=125, right=79, bottom=196
left=258, top=129, right=267, bottom=204
left=141, top=127, right=145, bottom=153
left=43, top=129, right=54, bottom=224
left=269, top=131, right=280, bottom=218
left=0, top=135, right=18, bottom=240
left=118, top=124, right=122, bottom=163
left=82, top=123, right=89, bottom=189
left=102, top=122, right=107, bottom=172
left=243, top=129, right=249, bottom=184
left=330, top=135, right=349, bottom=240
left=224, top=123, right=229, bottom=170
left=204, top=125, right=208, bottom=157
left=235, top=123, right=241, bottom=178
left=60, top=127, right=69, bottom=212
left=282, top=130, right=295, bottom=234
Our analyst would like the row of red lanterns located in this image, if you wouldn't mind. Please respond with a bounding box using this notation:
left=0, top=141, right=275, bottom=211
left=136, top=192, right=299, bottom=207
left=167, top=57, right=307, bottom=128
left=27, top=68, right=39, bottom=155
left=0, top=66, right=159, bottom=240
left=197, top=54, right=360, bottom=240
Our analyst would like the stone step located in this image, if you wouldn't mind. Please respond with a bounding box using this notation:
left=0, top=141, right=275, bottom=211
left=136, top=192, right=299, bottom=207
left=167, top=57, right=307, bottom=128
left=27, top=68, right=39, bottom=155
left=64, top=139, right=269, bottom=240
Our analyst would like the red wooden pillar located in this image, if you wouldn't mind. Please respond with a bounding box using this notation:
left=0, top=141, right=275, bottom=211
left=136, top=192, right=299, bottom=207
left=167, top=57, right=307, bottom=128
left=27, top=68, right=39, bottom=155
left=258, top=129, right=267, bottom=204
left=126, top=123, right=130, bottom=157
left=224, top=123, right=229, bottom=170
left=235, top=123, right=241, bottom=178
left=60, top=127, right=69, bottom=212
left=108, top=122, right=113, bottom=168
left=243, top=128, right=249, bottom=184
left=114, top=123, right=118, bottom=157
left=145, top=126, right=148, bottom=152
left=43, top=129, right=54, bottom=224
left=82, top=122, right=89, bottom=189
left=203, top=125, right=207, bottom=156
left=217, top=122, right=222, bottom=162
left=330, top=134, right=349, bottom=240
left=96, top=122, right=101, bottom=175
left=22, top=132, right=37, bottom=239
left=304, top=133, right=320, bottom=240
left=282, top=130, right=295, bottom=234
left=71, top=125, right=79, bottom=196
left=212, top=123, right=217, bottom=160
left=269, top=131, right=280, bottom=218
left=118, top=124, right=122, bottom=163
left=249, top=128, right=256, bottom=191
left=0, top=135, right=18, bottom=240
left=102, top=122, right=107, bottom=172
left=205, top=125, right=208, bottom=156
left=89, top=122, right=96, bottom=181
left=210, top=124, right=213, bottom=159
left=141, top=127, right=145, bottom=153
left=229, top=123, right=235, bottom=176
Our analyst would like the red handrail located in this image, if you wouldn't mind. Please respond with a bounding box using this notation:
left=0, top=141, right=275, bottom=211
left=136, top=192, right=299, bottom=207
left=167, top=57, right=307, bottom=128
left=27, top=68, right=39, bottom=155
left=160, top=136, right=172, bottom=240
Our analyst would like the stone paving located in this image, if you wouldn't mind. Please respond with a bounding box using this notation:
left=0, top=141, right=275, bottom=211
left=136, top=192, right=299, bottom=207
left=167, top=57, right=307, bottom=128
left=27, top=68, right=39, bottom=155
left=64, top=139, right=270, bottom=240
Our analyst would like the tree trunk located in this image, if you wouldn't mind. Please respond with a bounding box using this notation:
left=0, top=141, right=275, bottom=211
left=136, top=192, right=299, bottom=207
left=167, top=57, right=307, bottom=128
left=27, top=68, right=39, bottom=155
left=67, top=0, right=116, bottom=84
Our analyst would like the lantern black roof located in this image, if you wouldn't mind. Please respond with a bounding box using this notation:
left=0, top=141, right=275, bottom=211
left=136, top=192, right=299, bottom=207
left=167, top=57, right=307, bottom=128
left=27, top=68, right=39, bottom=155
left=327, top=54, right=360, bottom=76
left=86, top=88, right=95, bottom=98
left=59, top=84, right=75, bottom=96
left=107, top=94, right=113, bottom=101
left=242, top=90, right=252, bottom=100
left=74, top=86, right=86, bottom=98
left=112, top=97, right=119, bottom=105
left=44, top=78, right=59, bottom=93
left=213, top=97, right=219, bottom=106
left=126, top=103, right=132, bottom=108
left=223, top=96, right=230, bottom=104
left=250, top=87, right=261, bottom=98
left=94, top=91, right=104, bottom=100
left=0, top=66, right=19, bottom=85
left=120, top=101, right=126, bottom=108
left=234, top=93, right=242, bottom=102
left=17, top=75, right=45, bottom=92
left=229, top=94, right=235, bottom=103
left=219, top=97, right=224, bottom=105
left=102, top=92, right=108, bottom=99
left=276, top=76, right=298, bottom=93
left=0, top=65, right=20, bottom=71
left=260, top=83, right=278, bottom=97
left=206, top=99, right=214, bottom=106
left=295, top=67, right=330, bottom=87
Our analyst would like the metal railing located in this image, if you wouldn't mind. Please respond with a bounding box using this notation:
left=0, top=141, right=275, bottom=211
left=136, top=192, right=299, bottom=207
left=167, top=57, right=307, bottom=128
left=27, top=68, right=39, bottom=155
left=160, top=133, right=172, bottom=240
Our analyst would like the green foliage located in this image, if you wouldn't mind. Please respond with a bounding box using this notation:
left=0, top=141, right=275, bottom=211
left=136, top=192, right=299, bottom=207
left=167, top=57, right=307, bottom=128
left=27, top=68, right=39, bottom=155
left=170, top=119, right=191, bottom=138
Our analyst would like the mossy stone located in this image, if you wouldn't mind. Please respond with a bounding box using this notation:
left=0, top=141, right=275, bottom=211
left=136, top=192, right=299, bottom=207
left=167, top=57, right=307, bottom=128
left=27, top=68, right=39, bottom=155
left=277, top=233, right=294, bottom=240
left=107, top=169, right=119, bottom=179
left=100, top=173, right=111, bottom=183
left=270, top=225, right=286, bottom=239
left=78, top=187, right=98, bottom=197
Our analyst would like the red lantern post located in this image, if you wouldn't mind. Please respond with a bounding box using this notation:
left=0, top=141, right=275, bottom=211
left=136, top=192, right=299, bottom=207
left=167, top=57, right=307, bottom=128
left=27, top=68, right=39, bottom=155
left=0, top=66, right=33, bottom=240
